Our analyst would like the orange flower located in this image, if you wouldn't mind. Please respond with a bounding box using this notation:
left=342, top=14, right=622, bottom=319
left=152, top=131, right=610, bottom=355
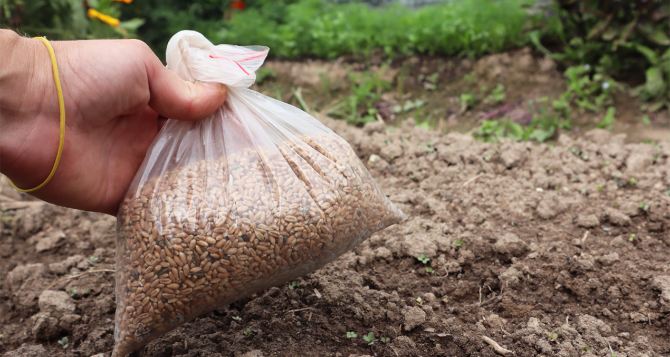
left=114, top=0, right=134, bottom=4
left=87, top=8, right=120, bottom=28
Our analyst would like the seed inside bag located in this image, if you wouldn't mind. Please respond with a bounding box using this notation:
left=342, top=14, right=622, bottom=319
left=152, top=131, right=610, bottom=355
left=113, top=134, right=404, bottom=356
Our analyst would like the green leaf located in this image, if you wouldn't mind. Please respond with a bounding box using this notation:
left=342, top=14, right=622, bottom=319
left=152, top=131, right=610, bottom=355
left=597, top=107, right=616, bottom=129
left=639, top=22, right=670, bottom=46
left=120, top=18, right=145, bottom=32
left=643, top=67, right=666, bottom=98
left=632, top=44, right=660, bottom=65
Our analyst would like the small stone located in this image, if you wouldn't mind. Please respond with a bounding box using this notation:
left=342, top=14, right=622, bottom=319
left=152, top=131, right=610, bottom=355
left=500, top=147, right=525, bottom=169
left=605, top=208, right=631, bottom=226
left=652, top=275, right=670, bottom=305
left=576, top=214, right=599, bottom=228
left=380, top=143, right=404, bottom=162
left=38, top=290, right=76, bottom=313
left=373, top=247, right=392, bottom=259
left=597, top=252, right=619, bottom=266
left=500, top=266, right=523, bottom=285
left=403, top=306, right=427, bottom=331
left=31, top=313, right=63, bottom=340
left=59, top=313, right=82, bottom=332
left=367, top=154, right=389, bottom=171
left=32, top=229, right=66, bottom=253
left=494, top=233, right=529, bottom=257
left=49, top=255, right=85, bottom=275
left=537, top=194, right=566, bottom=219
left=625, top=146, right=654, bottom=173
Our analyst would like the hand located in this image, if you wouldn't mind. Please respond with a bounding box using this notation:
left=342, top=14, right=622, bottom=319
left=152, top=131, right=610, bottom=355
left=0, top=31, right=227, bottom=215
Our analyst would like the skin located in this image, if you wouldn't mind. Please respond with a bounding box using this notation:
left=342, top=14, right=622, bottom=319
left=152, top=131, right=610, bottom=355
left=0, top=30, right=227, bottom=215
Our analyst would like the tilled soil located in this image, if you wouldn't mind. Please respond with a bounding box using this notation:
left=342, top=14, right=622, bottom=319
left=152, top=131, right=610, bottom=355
left=1, top=119, right=669, bottom=357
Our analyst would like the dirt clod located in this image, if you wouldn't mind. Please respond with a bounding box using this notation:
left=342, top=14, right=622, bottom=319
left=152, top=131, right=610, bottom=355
left=403, top=306, right=427, bottom=331
left=576, top=214, right=600, bottom=228
left=38, top=290, right=75, bottom=314
left=494, top=233, right=529, bottom=257
left=605, top=207, right=632, bottom=226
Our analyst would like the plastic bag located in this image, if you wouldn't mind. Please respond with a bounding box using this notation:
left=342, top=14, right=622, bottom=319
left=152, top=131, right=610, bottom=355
left=113, top=30, right=405, bottom=356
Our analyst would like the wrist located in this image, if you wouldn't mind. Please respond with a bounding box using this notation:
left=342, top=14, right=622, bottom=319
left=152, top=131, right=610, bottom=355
left=0, top=31, right=54, bottom=187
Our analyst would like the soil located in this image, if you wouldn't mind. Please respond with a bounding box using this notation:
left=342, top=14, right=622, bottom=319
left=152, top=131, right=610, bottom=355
left=1, top=51, right=670, bottom=356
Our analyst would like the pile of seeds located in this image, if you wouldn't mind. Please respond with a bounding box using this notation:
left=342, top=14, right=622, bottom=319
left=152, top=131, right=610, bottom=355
left=113, top=134, right=404, bottom=356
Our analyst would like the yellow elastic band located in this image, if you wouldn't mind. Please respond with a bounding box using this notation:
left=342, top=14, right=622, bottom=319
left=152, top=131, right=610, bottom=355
left=9, top=37, right=66, bottom=193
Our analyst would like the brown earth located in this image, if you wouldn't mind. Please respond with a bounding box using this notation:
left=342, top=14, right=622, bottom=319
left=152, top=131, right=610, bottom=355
left=2, top=111, right=670, bottom=356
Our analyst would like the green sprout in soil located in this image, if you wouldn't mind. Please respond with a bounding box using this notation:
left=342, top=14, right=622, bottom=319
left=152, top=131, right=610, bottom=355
left=362, top=331, right=377, bottom=345
left=346, top=331, right=358, bottom=339
left=546, top=331, right=559, bottom=342
left=288, top=281, right=300, bottom=290
left=243, top=327, right=254, bottom=337
left=596, top=184, right=605, bottom=192
left=459, top=93, right=477, bottom=112
left=425, top=266, right=434, bottom=274
left=58, top=336, right=69, bottom=349
left=380, top=336, right=391, bottom=343
left=416, top=254, right=430, bottom=265
left=628, top=233, right=637, bottom=242
left=232, top=315, right=242, bottom=322
left=642, top=114, right=651, bottom=125
left=485, top=84, right=506, bottom=105
left=627, top=177, right=638, bottom=187
left=453, top=239, right=464, bottom=249
left=597, top=107, right=617, bottom=129
left=639, top=202, right=650, bottom=212
left=415, top=296, right=424, bottom=306
left=88, top=255, right=99, bottom=264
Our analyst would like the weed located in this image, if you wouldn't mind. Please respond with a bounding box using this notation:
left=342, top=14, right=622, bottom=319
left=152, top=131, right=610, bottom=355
left=362, top=331, right=377, bottom=345
left=288, top=281, right=300, bottom=290
left=597, top=107, right=616, bottom=129
left=546, top=331, right=559, bottom=342
left=415, top=296, right=424, bottom=305
left=628, top=233, right=637, bottom=242
left=58, top=336, right=69, bottom=349
left=329, top=71, right=390, bottom=126
left=416, top=254, right=430, bottom=265
left=346, top=331, right=358, bottom=339
left=639, top=202, right=650, bottom=212
left=243, top=327, right=254, bottom=337
left=562, top=65, right=614, bottom=112
left=380, top=336, right=391, bottom=343
left=484, top=84, right=507, bottom=105
left=453, top=239, right=464, bottom=249
left=459, top=93, right=478, bottom=113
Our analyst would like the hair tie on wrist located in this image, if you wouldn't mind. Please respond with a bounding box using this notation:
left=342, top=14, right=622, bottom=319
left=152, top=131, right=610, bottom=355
left=10, top=36, right=66, bottom=193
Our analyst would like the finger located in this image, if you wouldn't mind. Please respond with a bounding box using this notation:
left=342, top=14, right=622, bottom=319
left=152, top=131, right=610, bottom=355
left=144, top=55, right=227, bottom=121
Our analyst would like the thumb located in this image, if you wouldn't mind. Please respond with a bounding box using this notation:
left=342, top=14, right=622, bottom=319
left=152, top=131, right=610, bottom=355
left=145, top=56, right=227, bottom=121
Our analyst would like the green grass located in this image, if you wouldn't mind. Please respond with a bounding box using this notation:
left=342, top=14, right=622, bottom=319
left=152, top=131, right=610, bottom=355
left=218, top=0, right=540, bottom=59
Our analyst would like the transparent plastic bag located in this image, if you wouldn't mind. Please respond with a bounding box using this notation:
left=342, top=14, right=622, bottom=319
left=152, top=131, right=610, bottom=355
left=112, top=30, right=405, bottom=356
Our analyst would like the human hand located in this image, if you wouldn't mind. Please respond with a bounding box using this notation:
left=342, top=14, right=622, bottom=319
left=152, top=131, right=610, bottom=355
left=0, top=31, right=227, bottom=215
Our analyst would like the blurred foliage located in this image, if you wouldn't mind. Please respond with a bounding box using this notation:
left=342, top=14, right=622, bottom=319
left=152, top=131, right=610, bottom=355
left=534, top=0, right=670, bottom=111
left=0, top=0, right=142, bottom=39
left=122, top=0, right=232, bottom=57
left=218, top=0, right=545, bottom=59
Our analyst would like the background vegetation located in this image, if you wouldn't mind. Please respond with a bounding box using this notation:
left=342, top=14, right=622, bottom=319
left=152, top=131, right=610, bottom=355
left=1, top=0, right=667, bottom=141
